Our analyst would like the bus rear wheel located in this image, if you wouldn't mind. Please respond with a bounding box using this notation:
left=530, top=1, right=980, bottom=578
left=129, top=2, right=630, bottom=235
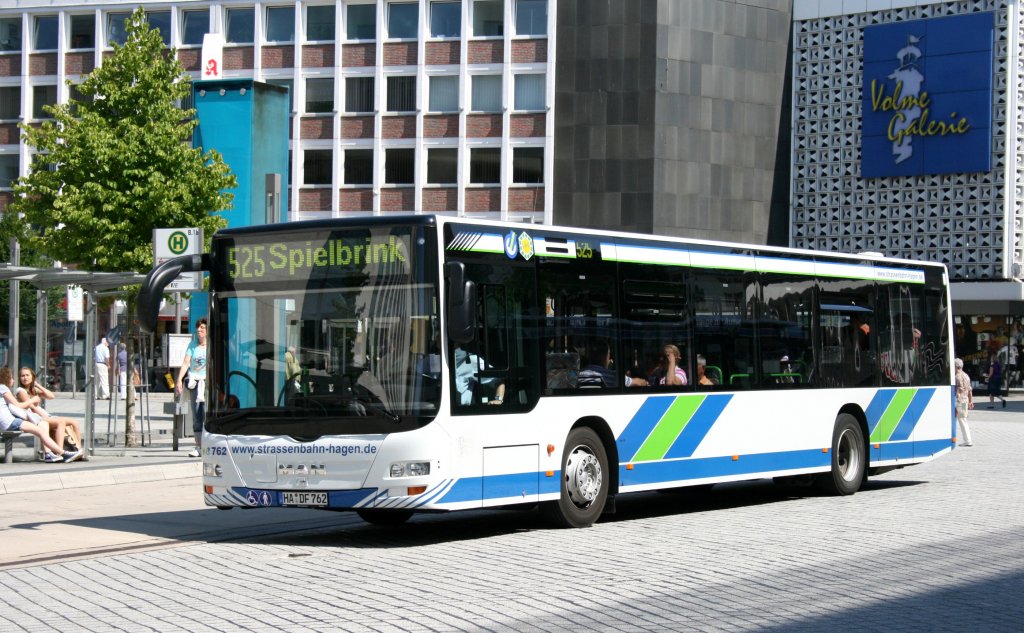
left=818, top=413, right=866, bottom=495
left=542, top=427, right=609, bottom=528
left=356, top=509, right=413, bottom=526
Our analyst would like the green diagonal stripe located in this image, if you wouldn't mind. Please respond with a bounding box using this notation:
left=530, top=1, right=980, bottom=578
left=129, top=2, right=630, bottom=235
left=632, top=396, right=704, bottom=462
left=870, top=388, right=916, bottom=443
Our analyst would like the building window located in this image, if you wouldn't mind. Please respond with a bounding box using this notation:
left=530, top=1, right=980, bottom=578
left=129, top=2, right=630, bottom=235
left=181, top=10, right=210, bottom=46
left=428, top=76, right=458, bottom=112
left=0, top=18, right=22, bottom=52
left=473, top=0, right=503, bottom=37
left=345, top=149, right=374, bottom=185
left=345, top=77, right=375, bottom=113
left=306, top=5, right=336, bottom=41
left=0, top=155, right=19, bottom=189
left=347, top=4, right=376, bottom=40
left=226, top=7, right=255, bottom=44
left=70, top=83, right=94, bottom=115
left=147, top=11, right=171, bottom=45
left=514, top=74, right=545, bottom=111
left=34, top=16, right=58, bottom=51
left=107, top=12, right=131, bottom=46
left=306, top=78, right=334, bottom=114
left=0, top=87, right=20, bottom=120
left=69, top=15, right=95, bottom=49
left=265, top=6, right=295, bottom=43
left=430, top=2, right=461, bottom=38
left=304, top=149, right=333, bottom=185
left=470, top=147, right=500, bottom=184
left=387, top=76, right=416, bottom=113
left=471, top=75, right=501, bottom=112
left=513, top=147, right=543, bottom=183
left=265, top=78, right=295, bottom=111
left=32, top=85, right=57, bottom=119
left=515, top=0, right=546, bottom=36
left=427, top=148, right=458, bottom=184
left=385, top=148, right=415, bottom=184
left=388, top=3, right=418, bottom=39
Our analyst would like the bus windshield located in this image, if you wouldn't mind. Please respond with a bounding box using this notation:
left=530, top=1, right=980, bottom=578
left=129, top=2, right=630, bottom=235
left=206, top=224, right=440, bottom=436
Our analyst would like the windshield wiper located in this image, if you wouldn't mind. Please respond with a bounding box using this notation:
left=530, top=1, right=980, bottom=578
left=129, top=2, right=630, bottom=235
left=350, top=392, right=400, bottom=423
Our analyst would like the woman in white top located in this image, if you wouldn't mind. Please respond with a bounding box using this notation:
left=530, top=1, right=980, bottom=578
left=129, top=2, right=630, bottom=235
left=0, top=366, right=78, bottom=463
left=17, top=366, right=83, bottom=456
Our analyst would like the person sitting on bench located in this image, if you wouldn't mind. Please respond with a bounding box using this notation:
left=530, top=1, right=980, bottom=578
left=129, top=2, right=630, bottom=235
left=0, top=366, right=80, bottom=463
left=16, top=366, right=82, bottom=454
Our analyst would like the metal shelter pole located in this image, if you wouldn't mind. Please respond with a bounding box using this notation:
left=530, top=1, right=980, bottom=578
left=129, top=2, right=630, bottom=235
left=83, top=290, right=97, bottom=459
left=7, top=238, right=18, bottom=368
left=35, top=289, right=47, bottom=380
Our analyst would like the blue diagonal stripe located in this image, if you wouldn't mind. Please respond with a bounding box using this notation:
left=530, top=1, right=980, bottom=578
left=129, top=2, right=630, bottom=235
left=890, top=387, right=936, bottom=441
left=664, top=394, right=733, bottom=459
left=615, top=396, right=675, bottom=462
left=865, top=389, right=898, bottom=436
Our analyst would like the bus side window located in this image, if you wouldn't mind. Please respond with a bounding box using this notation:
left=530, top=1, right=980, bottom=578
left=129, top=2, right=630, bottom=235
left=692, top=267, right=756, bottom=390
left=619, top=264, right=689, bottom=391
left=758, top=271, right=815, bottom=389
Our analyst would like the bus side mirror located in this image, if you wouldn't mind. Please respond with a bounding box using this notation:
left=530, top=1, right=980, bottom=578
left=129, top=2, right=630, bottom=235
left=137, top=253, right=209, bottom=334
left=445, top=262, right=477, bottom=344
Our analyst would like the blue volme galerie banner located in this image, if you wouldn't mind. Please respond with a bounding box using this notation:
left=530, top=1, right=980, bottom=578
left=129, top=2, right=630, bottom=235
left=861, top=12, right=993, bottom=178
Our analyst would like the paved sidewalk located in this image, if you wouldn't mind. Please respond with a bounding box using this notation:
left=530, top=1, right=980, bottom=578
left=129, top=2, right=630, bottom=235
left=0, top=391, right=200, bottom=495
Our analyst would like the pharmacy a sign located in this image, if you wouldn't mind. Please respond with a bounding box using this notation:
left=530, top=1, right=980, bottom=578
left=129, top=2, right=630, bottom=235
left=861, top=12, right=993, bottom=178
left=153, top=227, right=203, bottom=291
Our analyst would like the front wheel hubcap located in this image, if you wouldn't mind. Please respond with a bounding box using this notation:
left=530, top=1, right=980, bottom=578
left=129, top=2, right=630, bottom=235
left=565, top=446, right=602, bottom=508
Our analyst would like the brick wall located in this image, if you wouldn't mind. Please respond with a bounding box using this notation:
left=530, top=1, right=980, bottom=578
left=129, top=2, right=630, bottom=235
left=383, top=42, right=416, bottom=66
left=466, top=114, right=502, bottom=138
left=262, top=45, right=295, bottom=69
left=468, top=41, right=502, bottom=64
left=339, top=189, right=373, bottom=212
left=29, top=53, right=57, bottom=75
left=342, top=43, right=375, bottom=67
left=341, top=116, right=375, bottom=139
left=380, top=188, right=414, bottom=211
left=302, top=44, right=334, bottom=68
left=511, top=39, right=547, bottom=64
left=65, top=52, right=95, bottom=75
left=224, top=47, right=255, bottom=70
left=0, top=55, right=19, bottom=77
left=465, top=188, right=500, bottom=212
left=424, top=115, right=459, bottom=138
left=508, top=187, right=544, bottom=212
left=0, top=124, right=19, bottom=144
left=177, top=49, right=200, bottom=72
left=382, top=115, right=416, bottom=139
left=422, top=187, right=458, bottom=212
left=510, top=114, right=545, bottom=138
left=299, top=188, right=332, bottom=211
left=0, top=191, right=13, bottom=212
left=425, top=41, right=459, bottom=65
left=300, top=116, right=333, bottom=140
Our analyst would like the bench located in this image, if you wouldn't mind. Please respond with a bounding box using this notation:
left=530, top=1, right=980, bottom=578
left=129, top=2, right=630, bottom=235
left=2, top=430, right=23, bottom=464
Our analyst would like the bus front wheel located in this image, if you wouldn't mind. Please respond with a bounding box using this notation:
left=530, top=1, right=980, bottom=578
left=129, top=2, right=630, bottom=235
left=542, top=427, right=609, bottom=528
left=818, top=413, right=866, bottom=495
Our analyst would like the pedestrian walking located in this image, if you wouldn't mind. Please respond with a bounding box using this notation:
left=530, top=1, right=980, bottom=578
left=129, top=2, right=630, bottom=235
left=94, top=336, right=110, bottom=400
left=175, top=319, right=207, bottom=458
left=985, top=353, right=1006, bottom=409
left=954, top=358, right=974, bottom=447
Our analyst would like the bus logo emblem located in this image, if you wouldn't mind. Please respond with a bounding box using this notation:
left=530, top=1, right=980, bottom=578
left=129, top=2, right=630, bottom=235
left=504, top=230, right=519, bottom=259
left=519, top=232, right=535, bottom=261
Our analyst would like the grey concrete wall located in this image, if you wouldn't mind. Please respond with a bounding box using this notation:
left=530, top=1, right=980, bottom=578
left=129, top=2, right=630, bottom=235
left=554, top=0, right=792, bottom=245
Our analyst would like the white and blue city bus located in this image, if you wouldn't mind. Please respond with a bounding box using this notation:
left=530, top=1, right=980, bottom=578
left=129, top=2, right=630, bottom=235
left=137, top=215, right=955, bottom=527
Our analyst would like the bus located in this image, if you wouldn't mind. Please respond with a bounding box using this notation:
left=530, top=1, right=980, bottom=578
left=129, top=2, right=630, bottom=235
left=137, top=216, right=955, bottom=528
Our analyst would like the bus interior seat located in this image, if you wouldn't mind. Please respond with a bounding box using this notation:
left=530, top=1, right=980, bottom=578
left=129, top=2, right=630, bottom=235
left=705, top=365, right=723, bottom=385
left=546, top=352, right=580, bottom=390
left=729, top=373, right=751, bottom=388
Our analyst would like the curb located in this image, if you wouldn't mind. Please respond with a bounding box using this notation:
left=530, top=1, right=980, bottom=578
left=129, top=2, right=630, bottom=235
left=0, top=461, right=201, bottom=496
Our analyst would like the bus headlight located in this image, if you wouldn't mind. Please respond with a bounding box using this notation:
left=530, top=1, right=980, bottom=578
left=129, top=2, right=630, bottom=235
left=204, top=463, right=223, bottom=478
left=390, top=461, right=430, bottom=478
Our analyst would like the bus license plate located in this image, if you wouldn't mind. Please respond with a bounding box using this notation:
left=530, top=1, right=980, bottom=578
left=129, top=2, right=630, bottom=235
left=281, top=491, right=329, bottom=507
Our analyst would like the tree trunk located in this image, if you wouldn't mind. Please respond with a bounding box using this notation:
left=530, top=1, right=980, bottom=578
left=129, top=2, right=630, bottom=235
left=124, top=295, right=138, bottom=447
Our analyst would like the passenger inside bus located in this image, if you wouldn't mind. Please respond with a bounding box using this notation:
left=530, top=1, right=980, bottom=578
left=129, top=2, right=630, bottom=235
left=454, top=346, right=505, bottom=405
left=578, top=340, right=616, bottom=388
left=653, top=344, right=687, bottom=386
left=696, top=355, right=719, bottom=386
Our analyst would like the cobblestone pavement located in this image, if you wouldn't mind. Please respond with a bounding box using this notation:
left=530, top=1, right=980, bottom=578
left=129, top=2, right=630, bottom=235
left=1, top=416, right=1022, bottom=632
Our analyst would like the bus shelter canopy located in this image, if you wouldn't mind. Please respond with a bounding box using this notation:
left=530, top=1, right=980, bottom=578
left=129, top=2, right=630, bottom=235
left=0, top=264, right=146, bottom=290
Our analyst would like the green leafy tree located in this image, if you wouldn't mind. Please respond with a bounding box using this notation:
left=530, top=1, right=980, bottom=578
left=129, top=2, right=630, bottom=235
left=8, top=8, right=235, bottom=445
